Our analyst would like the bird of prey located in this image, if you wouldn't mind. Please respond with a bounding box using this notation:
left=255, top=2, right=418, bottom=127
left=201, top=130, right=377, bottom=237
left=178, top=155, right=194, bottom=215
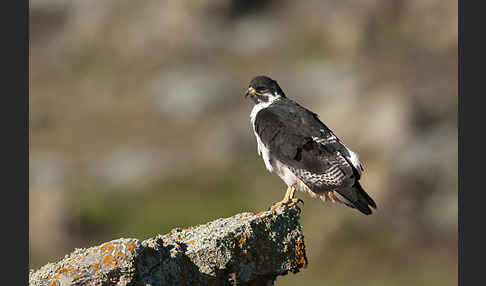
left=245, top=75, right=376, bottom=215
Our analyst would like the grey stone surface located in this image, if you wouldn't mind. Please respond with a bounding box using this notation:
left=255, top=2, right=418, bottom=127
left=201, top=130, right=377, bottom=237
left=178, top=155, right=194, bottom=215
left=29, top=204, right=307, bottom=286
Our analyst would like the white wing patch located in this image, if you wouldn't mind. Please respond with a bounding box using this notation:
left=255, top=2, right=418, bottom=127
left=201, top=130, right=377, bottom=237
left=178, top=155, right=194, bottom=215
left=312, top=132, right=338, bottom=144
left=341, top=143, right=365, bottom=175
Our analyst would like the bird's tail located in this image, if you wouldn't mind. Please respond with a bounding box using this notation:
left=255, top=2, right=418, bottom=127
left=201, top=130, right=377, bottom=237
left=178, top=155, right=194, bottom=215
left=336, top=182, right=377, bottom=215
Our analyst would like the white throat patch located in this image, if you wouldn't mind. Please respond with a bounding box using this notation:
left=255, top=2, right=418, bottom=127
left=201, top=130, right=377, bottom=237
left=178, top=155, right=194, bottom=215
left=249, top=92, right=281, bottom=127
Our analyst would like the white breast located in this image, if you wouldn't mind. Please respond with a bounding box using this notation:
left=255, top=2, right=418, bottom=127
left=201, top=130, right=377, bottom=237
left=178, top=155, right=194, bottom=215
left=250, top=101, right=274, bottom=172
left=249, top=99, right=314, bottom=193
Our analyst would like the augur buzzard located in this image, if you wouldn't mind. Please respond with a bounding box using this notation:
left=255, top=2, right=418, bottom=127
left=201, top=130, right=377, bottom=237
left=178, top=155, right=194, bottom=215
left=245, top=75, right=376, bottom=215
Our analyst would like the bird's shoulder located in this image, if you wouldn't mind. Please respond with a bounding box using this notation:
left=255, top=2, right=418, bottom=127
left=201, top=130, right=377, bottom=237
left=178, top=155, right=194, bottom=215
left=254, top=98, right=330, bottom=136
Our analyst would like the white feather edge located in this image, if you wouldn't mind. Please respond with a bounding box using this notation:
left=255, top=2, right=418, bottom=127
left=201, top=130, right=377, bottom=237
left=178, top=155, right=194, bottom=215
left=341, top=143, right=365, bottom=175
left=312, top=134, right=365, bottom=175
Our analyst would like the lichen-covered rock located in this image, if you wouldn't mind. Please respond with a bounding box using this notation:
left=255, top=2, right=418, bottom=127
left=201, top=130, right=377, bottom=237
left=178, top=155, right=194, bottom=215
left=29, top=205, right=307, bottom=286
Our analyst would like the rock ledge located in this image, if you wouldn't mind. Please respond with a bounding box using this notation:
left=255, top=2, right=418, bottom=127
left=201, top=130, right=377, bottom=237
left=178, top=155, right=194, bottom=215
left=29, top=205, right=307, bottom=285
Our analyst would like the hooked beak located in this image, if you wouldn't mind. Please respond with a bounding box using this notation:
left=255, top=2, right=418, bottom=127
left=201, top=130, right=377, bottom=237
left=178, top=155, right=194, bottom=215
left=245, top=86, right=256, bottom=98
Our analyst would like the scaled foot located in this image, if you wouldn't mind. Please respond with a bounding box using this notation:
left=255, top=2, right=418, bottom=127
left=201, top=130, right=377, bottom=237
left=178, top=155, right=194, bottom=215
left=270, top=186, right=304, bottom=211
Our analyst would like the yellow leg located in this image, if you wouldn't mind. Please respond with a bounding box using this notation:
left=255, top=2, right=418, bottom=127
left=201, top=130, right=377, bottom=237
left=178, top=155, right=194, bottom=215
left=270, top=185, right=303, bottom=211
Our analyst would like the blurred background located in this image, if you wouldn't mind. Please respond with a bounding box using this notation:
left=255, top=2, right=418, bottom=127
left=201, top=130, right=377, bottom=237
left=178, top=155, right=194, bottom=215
left=29, top=0, right=457, bottom=285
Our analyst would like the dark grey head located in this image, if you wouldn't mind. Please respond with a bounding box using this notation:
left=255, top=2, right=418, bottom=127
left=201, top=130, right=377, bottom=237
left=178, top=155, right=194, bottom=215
left=245, top=75, right=286, bottom=104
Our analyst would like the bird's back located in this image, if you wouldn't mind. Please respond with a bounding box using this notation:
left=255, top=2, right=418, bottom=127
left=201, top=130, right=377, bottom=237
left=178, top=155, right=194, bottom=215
left=254, top=98, right=377, bottom=214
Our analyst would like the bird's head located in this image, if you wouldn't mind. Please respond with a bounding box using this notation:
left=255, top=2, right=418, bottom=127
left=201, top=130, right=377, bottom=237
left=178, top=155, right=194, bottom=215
left=245, top=75, right=285, bottom=104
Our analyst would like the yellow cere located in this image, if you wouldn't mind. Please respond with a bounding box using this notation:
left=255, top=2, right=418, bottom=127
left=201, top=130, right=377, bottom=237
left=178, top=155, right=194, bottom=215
left=248, top=86, right=263, bottom=96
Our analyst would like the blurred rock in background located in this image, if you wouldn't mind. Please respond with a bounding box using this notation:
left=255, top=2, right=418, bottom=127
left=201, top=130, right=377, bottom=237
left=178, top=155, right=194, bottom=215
left=30, top=0, right=457, bottom=285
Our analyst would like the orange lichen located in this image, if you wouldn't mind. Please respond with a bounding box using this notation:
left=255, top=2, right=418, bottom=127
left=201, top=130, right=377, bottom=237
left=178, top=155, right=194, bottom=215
left=100, top=244, right=115, bottom=253
left=185, top=239, right=196, bottom=244
left=126, top=242, right=136, bottom=252
left=115, top=251, right=126, bottom=259
left=256, top=211, right=265, bottom=217
left=238, top=236, right=246, bottom=246
left=48, top=241, right=138, bottom=285
left=293, top=238, right=308, bottom=268
left=101, top=254, right=116, bottom=267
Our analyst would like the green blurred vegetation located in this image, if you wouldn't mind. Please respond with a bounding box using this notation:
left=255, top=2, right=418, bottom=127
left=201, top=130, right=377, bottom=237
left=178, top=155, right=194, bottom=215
left=68, top=163, right=258, bottom=241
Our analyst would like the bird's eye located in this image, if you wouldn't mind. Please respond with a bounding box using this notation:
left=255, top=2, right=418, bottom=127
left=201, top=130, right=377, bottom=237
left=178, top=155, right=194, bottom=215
left=256, top=88, right=268, bottom=93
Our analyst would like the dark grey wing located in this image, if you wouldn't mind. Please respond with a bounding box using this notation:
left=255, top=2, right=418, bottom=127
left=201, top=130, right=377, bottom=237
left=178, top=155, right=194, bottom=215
left=254, top=101, right=357, bottom=192
left=254, top=100, right=376, bottom=215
